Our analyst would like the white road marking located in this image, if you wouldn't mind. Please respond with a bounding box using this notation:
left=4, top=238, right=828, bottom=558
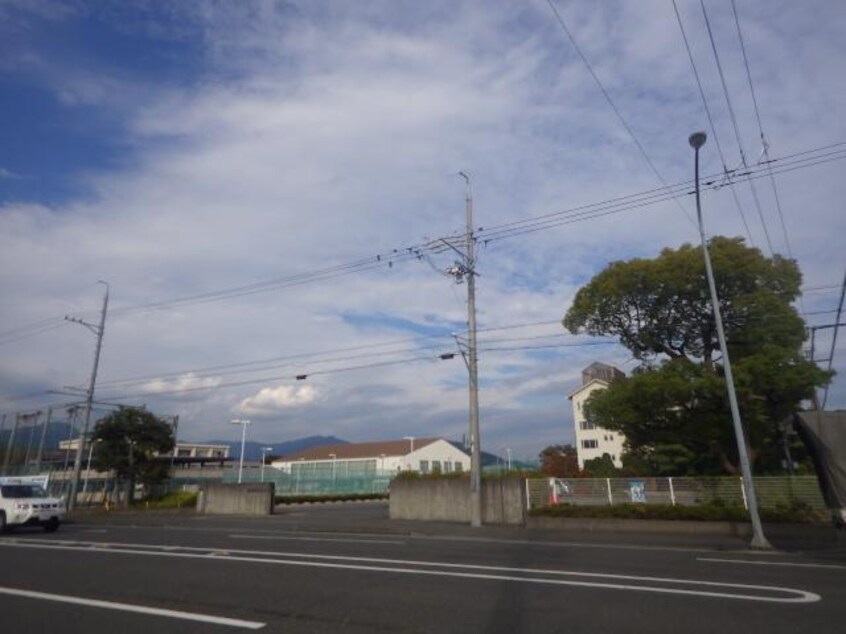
left=0, top=585, right=265, bottom=629
left=228, top=533, right=405, bottom=545
left=0, top=539, right=819, bottom=604
left=699, top=557, right=846, bottom=570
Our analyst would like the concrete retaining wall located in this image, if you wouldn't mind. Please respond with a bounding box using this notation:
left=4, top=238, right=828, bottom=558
left=197, top=482, right=275, bottom=515
left=389, top=478, right=526, bottom=525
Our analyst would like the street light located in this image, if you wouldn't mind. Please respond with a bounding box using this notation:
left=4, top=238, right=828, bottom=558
left=81, top=437, right=102, bottom=501
left=329, top=453, right=337, bottom=486
left=689, top=131, right=770, bottom=550
left=231, top=419, right=251, bottom=484
left=260, top=446, right=273, bottom=482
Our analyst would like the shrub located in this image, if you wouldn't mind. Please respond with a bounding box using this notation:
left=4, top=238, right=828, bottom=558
left=274, top=493, right=388, bottom=505
left=135, top=491, right=198, bottom=509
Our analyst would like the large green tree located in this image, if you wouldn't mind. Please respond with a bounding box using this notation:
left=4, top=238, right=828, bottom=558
left=563, top=237, right=830, bottom=475
left=91, top=407, right=175, bottom=506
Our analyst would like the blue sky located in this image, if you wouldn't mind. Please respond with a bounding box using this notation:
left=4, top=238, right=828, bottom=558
left=1, top=0, right=844, bottom=462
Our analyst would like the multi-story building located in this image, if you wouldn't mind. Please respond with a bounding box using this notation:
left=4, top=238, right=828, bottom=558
left=568, top=362, right=626, bottom=469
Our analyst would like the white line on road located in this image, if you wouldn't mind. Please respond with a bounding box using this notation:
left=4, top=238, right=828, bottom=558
left=699, top=557, right=846, bottom=571
left=0, top=586, right=265, bottom=630
left=0, top=539, right=819, bottom=604
left=228, top=533, right=406, bottom=545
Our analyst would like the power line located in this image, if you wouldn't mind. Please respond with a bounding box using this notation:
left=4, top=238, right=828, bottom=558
left=730, top=0, right=800, bottom=317
left=2, top=143, right=843, bottom=347
left=699, top=0, right=774, bottom=255
left=671, top=0, right=754, bottom=245
left=545, top=0, right=696, bottom=227
left=95, top=338, right=623, bottom=403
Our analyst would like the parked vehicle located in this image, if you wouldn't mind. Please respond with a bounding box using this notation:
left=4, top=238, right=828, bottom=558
left=0, top=476, right=65, bottom=533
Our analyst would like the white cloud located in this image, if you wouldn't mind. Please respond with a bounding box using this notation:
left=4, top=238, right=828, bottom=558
left=236, top=384, right=319, bottom=415
left=142, top=373, right=222, bottom=396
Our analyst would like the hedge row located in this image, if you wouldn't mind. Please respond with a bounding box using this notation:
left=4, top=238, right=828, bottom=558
left=274, top=493, right=389, bottom=505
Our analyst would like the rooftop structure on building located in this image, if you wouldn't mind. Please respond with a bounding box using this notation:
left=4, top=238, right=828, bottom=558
left=581, top=362, right=625, bottom=386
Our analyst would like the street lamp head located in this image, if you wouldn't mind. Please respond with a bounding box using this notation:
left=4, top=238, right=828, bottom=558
left=688, top=131, right=707, bottom=150
left=230, top=418, right=250, bottom=425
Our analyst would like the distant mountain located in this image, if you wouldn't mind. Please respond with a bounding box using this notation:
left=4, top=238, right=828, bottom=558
left=201, top=435, right=348, bottom=462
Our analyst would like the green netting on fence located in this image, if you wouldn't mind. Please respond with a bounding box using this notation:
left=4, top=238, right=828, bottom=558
left=222, top=469, right=392, bottom=496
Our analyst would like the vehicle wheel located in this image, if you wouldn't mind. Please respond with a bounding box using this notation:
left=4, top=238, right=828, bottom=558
left=0, top=511, right=6, bottom=533
left=43, top=518, right=59, bottom=533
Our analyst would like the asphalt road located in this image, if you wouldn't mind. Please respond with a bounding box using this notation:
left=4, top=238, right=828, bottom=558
left=1, top=503, right=844, bottom=633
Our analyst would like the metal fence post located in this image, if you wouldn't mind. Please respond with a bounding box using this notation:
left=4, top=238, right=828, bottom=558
left=668, top=477, right=676, bottom=506
left=606, top=478, right=613, bottom=505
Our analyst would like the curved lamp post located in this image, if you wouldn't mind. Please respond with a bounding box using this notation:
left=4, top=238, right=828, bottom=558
left=689, top=131, right=770, bottom=550
left=231, top=419, right=251, bottom=484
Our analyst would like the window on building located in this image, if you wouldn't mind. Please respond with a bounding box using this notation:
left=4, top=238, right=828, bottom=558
left=454, top=462, right=464, bottom=472
left=419, top=460, right=430, bottom=473
left=443, top=461, right=452, bottom=472
left=580, top=420, right=596, bottom=430
left=432, top=460, right=442, bottom=473
left=582, top=439, right=598, bottom=449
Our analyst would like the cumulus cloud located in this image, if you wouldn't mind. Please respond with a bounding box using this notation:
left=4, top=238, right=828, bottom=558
left=236, top=385, right=319, bottom=415
left=141, top=373, right=223, bottom=396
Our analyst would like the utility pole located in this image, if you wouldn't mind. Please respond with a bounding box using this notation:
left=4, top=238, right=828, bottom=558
left=440, top=174, right=483, bottom=526
left=821, top=269, right=846, bottom=410
left=459, top=172, right=482, bottom=527
left=66, top=281, right=109, bottom=511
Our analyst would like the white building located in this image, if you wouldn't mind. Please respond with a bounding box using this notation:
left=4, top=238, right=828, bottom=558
left=568, top=362, right=627, bottom=469
left=59, top=439, right=229, bottom=461
left=270, top=438, right=470, bottom=477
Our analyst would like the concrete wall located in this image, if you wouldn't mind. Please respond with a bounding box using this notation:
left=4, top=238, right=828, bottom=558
left=389, top=477, right=526, bottom=525
left=197, top=482, right=275, bottom=515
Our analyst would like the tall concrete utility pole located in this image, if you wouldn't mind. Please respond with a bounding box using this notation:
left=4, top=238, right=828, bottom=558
left=66, top=281, right=109, bottom=511
left=460, top=172, right=482, bottom=528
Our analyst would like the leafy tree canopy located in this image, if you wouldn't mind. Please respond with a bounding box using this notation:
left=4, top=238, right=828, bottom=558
left=564, top=237, right=804, bottom=366
left=539, top=444, right=581, bottom=478
left=563, top=238, right=830, bottom=475
left=92, top=407, right=175, bottom=494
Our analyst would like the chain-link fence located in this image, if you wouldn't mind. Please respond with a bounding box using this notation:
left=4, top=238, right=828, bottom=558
left=526, top=476, right=827, bottom=512
left=222, top=468, right=392, bottom=496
